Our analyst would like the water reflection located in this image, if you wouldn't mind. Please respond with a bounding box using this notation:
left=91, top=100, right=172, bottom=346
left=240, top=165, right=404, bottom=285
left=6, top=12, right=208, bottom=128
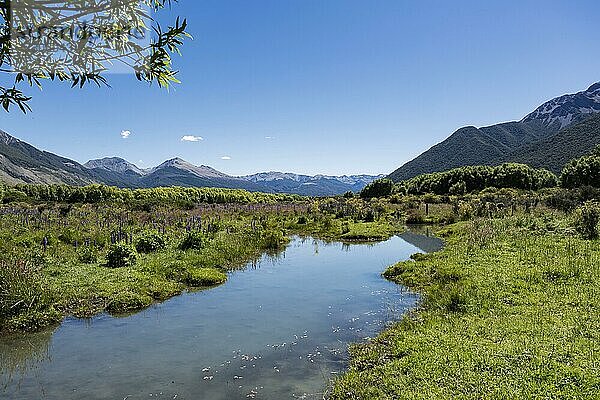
left=1, top=233, right=436, bottom=399
left=0, top=327, right=55, bottom=390
left=400, top=225, right=444, bottom=253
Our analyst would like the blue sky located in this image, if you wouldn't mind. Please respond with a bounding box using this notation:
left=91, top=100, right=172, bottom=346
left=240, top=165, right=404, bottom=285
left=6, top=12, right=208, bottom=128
left=1, top=0, right=599, bottom=175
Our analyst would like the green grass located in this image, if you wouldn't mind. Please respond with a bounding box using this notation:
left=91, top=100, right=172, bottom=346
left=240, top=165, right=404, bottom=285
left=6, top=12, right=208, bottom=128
left=330, top=214, right=600, bottom=399
left=1, top=199, right=400, bottom=333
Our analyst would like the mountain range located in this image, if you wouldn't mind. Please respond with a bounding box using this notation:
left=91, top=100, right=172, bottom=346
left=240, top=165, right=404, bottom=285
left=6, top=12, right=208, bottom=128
left=389, top=82, right=600, bottom=181
left=0, top=131, right=381, bottom=195
left=3, top=81, right=600, bottom=194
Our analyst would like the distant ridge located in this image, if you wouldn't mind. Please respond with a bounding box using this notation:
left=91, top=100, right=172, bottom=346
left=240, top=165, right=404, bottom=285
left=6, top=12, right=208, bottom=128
left=0, top=130, right=94, bottom=185
left=389, top=82, right=600, bottom=182
left=0, top=130, right=379, bottom=195
left=241, top=172, right=384, bottom=196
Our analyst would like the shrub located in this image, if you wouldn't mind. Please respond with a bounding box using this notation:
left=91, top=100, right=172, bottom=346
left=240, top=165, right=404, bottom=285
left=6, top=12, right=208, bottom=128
left=297, top=215, right=308, bottom=224
left=449, top=181, right=467, bottom=195
left=261, top=229, right=286, bottom=250
left=179, top=231, right=205, bottom=251
left=561, top=152, right=600, bottom=188
left=363, top=209, right=376, bottom=222
left=135, top=232, right=166, bottom=253
left=185, top=268, right=227, bottom=287
left=2, top=189, right=29, bottom=203
left=360, top=179, right=394, bottom=199
left=77, top=247, right=98, bottom=264
left=106, top=244, right=137, bottom=268
left=0, top=261, right=59, bottom=331
left=574, top=202, right=600, bottom=239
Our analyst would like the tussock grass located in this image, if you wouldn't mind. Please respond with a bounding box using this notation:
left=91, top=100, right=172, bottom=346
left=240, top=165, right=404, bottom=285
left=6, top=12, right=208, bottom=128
left=330, top=214, right=600, bottom=399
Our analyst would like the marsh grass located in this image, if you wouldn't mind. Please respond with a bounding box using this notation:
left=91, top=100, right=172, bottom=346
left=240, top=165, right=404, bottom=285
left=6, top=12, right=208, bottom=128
left=0, top=198, right=402, bottom=333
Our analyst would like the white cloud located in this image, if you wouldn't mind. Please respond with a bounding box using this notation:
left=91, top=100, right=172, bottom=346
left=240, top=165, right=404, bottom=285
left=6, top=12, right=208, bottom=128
left=181, top=135, right=203, bottom=142
left=221, top=156, right=231, bottom=160
left=265, top=136, right=275, bottom=140
left=120, top=130, right=131, bottom=139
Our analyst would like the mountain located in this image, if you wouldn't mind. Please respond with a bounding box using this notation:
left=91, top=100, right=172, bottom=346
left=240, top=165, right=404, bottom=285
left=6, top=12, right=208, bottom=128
left=0, top=130, right=379, bottom=195
left=389, top=82, right=600, bottom=182
left=84, top=157, right=147, bottom=176
left=522, top=82, right=600, bottom=130
left=241, top=172, right=384, bottom=196
left=82, top=157, right=269, bottom=192
left=0, top=130, right=94, bottom=185
left=83, top=157, right=148, bottom=188
left=505, top=113, right=600, bottom=174
left=137, top=158, right=268, bottom=191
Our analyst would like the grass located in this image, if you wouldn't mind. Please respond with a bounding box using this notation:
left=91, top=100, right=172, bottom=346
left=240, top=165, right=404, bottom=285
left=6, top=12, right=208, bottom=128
left=330, top=213, right=600, bottom=399
left=0, top=199, right=400, bottom=333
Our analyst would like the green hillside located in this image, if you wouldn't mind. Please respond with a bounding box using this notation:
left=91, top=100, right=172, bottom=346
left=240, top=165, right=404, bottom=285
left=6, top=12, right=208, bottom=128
left=506, top=113, right=600, bottom=174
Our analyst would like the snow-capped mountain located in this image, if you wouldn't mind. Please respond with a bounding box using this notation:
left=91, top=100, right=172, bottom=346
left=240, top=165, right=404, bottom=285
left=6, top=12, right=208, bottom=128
left=522, top=82, right=600, bottom=129
left=390, top=81, right=600, bottom=181
left=149, top=158, right=229, bottom=179
left=241, top=172, right=384, bottom=196
left=0, top=130, right=95, bottom=185
left=84, top=157, right=147, bottom=176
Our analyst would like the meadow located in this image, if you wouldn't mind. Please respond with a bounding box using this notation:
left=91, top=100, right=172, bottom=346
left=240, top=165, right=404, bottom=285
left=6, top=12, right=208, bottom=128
left=330, top=190, right=600, bottom=399
left=2, top=161, right=600, bottom=399
left=0, top=189, right=404, bottom=333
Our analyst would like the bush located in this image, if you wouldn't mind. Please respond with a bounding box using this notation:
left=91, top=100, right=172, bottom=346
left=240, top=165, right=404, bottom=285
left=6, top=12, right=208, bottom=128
left=77, top=247, right=98, bottom=264
left=261, top=229, right=286, bottom=250
left=179, top=231, right=205, bottom=251
left=2, top=189, right=29, bottom=203
left=297, top=215, right=308, bottom=224
left=401, top=164, right=558, bottom=195
left=135, top=232, right=166, bottom=253
left=561, top=151, right=600, bottom=188
left=0, top=261, right=59, bottom=331
left=363, top=209, right=376, bottom=222
left=574, top=202, right=600, bottom=239
left=106, top=244, right=137, bottom=268
left=360, top=179, right=394, bottom=199
left=185, top=268, right=227, bottom=287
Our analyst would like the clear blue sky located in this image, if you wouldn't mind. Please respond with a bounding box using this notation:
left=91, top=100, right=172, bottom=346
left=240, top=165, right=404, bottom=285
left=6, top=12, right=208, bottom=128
left=1, top=0, right=599, bottom=176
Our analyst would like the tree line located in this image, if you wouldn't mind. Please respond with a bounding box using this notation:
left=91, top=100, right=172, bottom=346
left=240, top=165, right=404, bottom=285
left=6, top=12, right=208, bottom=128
left=362, top=146, right=600, bottom=197
left=0, top=184, right=301, bottom=205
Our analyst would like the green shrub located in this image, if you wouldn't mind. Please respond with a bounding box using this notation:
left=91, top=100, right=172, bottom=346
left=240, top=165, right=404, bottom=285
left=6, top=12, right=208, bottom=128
left=106, top=244, right=137, bottom=268
left=363, top=209, right=375, bottom=222
left=2, top=189, right=29, bottom=203
left=77, top=247, right=98, bottom=264
left=0, top=261, right=59, bottom=331
left=561, top=151, right=600, bottom=188
left=135, top=232, right=166, bottom=253
left=179, top=231, right=205, bottom=251
left=360, top=179, right=394, bottom=199
left=574, top=202, right=600, bottom=239
left=261, top=229, right=286, bottom=250
left=185, top=268, right=227, bottom=287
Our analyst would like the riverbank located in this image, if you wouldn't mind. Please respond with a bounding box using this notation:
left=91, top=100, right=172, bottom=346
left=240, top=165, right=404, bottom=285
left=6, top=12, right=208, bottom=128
left=330, top=212, right=600, bottom=399
left=1, top=201, right=404, bottom=333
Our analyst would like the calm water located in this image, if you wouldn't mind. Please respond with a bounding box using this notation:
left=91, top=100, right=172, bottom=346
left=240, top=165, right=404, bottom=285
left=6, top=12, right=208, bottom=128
left=1, top=232, right=442, bottom=400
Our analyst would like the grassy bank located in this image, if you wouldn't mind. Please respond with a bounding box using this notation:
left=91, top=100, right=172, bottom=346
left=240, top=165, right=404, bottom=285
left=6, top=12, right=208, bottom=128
left=0, top=198, right=403, bottom=333
left=330, top=213, right=600, bottom=399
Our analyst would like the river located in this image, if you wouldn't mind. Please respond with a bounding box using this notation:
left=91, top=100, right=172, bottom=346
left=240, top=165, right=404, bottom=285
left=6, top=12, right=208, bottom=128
left=1, top=231, right=442, bottom=399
